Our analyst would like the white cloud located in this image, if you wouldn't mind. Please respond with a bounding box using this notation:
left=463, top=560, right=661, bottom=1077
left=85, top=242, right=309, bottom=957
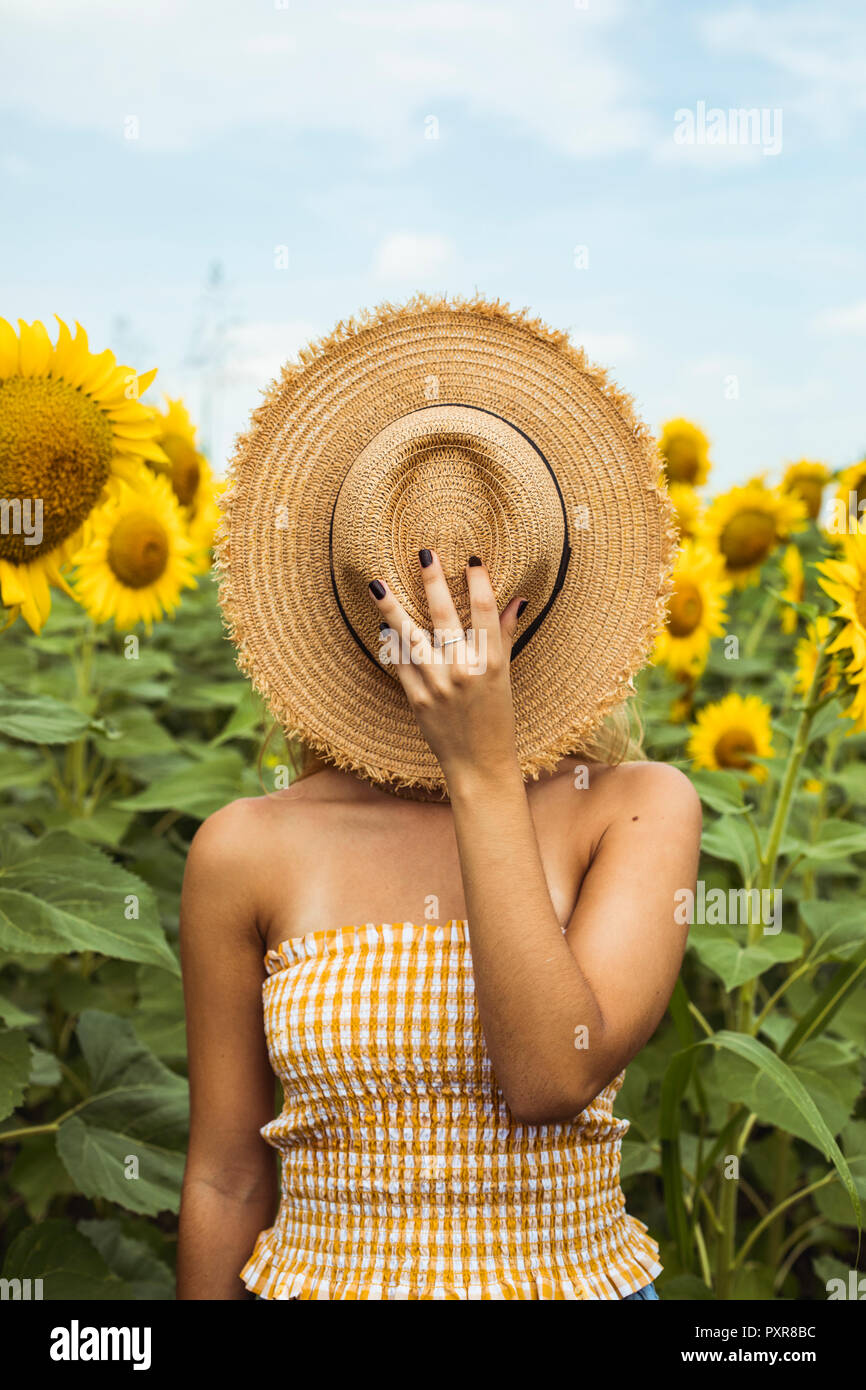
left=0, top=0, right=654, bottom=157
left=373, top=232, right=454, bottom=279
left=699, top=6, right=866, bottom=135
left=813, top=300, right=866, bottom=335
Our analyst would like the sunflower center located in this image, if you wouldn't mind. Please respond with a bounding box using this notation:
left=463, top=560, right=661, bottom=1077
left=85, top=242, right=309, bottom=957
left=157, top=434, right=201, bottom=507
left=108, top=511, right=169, bottom=588
left=668, top=582, right=704, bottom=637
left=714, top=728, right=757, bottom=770
left=664, top=436, right=701, bottom=484
left=719, top=509, right=777, bottom=570
left=0, top=376, right=114, bottom=563
left=790, top=477, right=823, bottom=520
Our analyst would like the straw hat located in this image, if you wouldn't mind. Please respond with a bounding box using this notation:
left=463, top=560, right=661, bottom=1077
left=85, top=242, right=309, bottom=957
left=215, top=294, right=676, bottom=791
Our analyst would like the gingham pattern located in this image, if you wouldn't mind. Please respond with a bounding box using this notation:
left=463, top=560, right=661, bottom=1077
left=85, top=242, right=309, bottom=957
left=241, top=922, right=663, bottom=1301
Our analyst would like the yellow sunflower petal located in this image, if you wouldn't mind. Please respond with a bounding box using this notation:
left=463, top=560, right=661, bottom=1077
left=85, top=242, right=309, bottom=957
left=17, top=320, right=54, bottom=378
left=0, top=317, right=20, bottom=375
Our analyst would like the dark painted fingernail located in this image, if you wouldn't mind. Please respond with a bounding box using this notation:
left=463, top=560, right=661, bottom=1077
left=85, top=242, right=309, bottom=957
left=517, top=598, right=529, bottom=617
left=369, top=580, right=386, bottom=599
left=379, top=621, right=390, bottom=633
left=419, top=548, right=433, bottom=568
left=468, top=555, right=482, bottom=567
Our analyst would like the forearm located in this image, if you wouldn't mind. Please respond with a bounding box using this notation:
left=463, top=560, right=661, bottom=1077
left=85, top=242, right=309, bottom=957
left=177, top=1168, right=278, bottom=1300
left=447, top=760, right=607, bottom=1123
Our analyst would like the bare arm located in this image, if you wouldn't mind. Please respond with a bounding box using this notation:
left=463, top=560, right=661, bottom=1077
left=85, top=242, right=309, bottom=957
left=370, top=551, right=701, bottom=1125
left=447, top=759, right=700, bottom=1122
left=176, top=803, right=279, bottom=1299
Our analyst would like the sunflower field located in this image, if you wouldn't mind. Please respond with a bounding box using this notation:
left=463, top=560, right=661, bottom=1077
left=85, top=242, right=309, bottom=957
left=0, top=322, right=864, bottom=1301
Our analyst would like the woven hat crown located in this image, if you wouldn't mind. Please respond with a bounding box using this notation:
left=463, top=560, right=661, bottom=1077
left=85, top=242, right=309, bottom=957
left=331, top=404, right=568, bottom=666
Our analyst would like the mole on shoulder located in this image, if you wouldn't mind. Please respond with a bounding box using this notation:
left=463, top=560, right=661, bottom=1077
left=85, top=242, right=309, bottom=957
left=632, top=816, right=639, bottom=821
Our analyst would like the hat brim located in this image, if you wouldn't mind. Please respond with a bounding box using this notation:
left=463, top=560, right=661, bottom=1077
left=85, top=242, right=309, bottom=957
left=215, top=294, right=677, bottom=789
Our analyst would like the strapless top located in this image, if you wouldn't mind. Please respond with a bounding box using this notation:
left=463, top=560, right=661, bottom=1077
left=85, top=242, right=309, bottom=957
left=240, top=921, right=661, bottom=1300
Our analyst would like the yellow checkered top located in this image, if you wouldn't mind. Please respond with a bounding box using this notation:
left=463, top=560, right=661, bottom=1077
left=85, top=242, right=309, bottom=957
left=240, top=921, right=662, bottom=1300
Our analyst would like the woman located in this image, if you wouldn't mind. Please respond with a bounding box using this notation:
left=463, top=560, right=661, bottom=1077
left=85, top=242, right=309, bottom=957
left=176, top=297, right=701, bottom=1300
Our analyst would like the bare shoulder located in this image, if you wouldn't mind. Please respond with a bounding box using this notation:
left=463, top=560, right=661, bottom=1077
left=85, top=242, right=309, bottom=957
left=594, top=759, right=703, bottom=835
left=186, top=769, right=365, bottom=871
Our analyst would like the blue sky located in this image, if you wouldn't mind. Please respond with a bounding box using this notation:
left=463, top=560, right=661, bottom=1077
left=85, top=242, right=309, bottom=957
left=2, top=0, right=865, bottom=487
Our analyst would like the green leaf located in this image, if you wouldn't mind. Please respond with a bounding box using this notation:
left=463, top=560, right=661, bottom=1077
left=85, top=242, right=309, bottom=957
left=39, top=805, right=136, bottom=850
left=77, top=1219, right=174, bottom=1300
left=689, top=926, right=802, bottom=989
left=112, top=750, right=245, bottom=820
left=0, top=744, right=49, bottom=793
left=210, top=687, right=266, bottom=746
left=56, top=1118, right=186, bottom=1218
left=91, top=647, right=176, bottom=701
left=55, top=1011, right=188, bottom=1217
left=701, top=815, right=758, bottom=882
left=1, top=1219, right=132, bottom=1300
left=0, top=694, right=90, bottom=744
left=0, top=1027, right=31, bottom=1121
left=785, top=818, right=866, bottom=863
left=133, top=966, right=187, bottom=1062
left=0, top=994, right=39, bottom=1027
left=170, top=678, right=248, bottom=711
left=812, top=1159, right=866, bottom=1229
left=659, top=1273, right=716, bottom=1301
left=9, top=1134, right=76, bottom=1219
left=29, top=1046, right=61, bottom=1087
left=799, top=900, right=866, bottom=960
left=0, top=830, right=178, bottom=973
left=712, top=1050, right=860, bottom=1146
left=620, top=1141, right=660, bottom=1179
left=828, top=763, right=866, bottom=805
left=731, top=1263, right=776, bottom=1300
left=660, top=1031, right=861, bottom=1266
left=91, top=707, right=179, bottom=759
left=687, top=770, right=746, bottom=815
left=782, top=942, right=866, bottom=1058
left=709, top=1032, right=860, bottom=1222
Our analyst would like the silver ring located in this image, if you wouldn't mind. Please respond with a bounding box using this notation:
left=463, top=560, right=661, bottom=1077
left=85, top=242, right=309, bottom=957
left=436, top=632, right=465, bottom=648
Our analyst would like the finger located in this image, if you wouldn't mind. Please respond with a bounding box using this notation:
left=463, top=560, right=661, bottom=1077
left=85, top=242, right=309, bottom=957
left=368, top=578, right=430, bottom=698
left=368, top=578, right=430, bottom=654
left=500, top=595, right=529, bottom=652
left=417, top=548, right=463, bottom=646
left=465, top=555, right=501, bottom=649
left=377, top=620, right=427, bottom=701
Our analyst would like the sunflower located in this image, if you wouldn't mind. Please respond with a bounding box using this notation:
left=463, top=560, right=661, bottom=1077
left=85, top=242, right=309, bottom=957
left=687, top=692, right=774, bottom=782
left=70, top=463, right=197, bottom=630
left=151, top=397, right=219, bottom=563
left=781, top=459, right=830, bottom=521
left=0, top=317, right=165, bottom=632
left=701, top=478, right=807, bottom=587
left=668, top=482, right=704, bottom=540
left=816, top=531, right=866, bottom=729
left=655, top=540, right=729, bottom=678
left=830, top=459, right=866, bottom=537
left=659, top=418, right=711, bottom=487
left=794, top=616, right=838, bottom=698
left=779, top=543, right=805, bottom=634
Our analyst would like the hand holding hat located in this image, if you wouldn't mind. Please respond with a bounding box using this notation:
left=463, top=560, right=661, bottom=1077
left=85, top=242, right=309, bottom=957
left=370, top=550, right=527, bottom=788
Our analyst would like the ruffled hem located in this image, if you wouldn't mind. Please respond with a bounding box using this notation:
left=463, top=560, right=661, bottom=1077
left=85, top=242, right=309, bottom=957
left=241, top=1217, right=662, bottom=1301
